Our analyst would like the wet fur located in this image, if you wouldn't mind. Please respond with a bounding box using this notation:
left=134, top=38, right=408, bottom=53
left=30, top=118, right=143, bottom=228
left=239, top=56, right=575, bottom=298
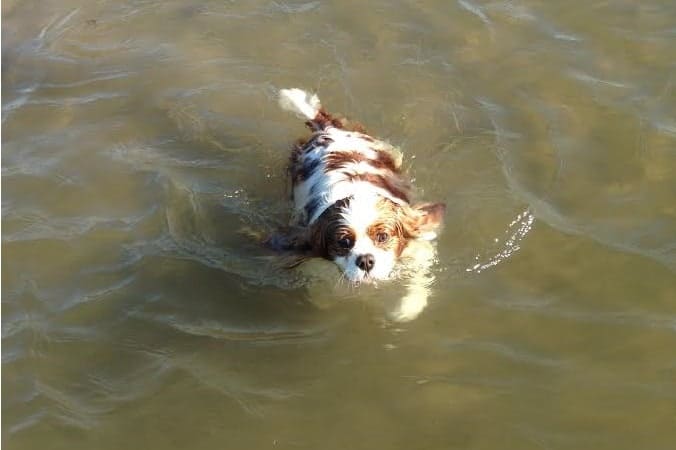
left=267, top=88, right=445, bottom=321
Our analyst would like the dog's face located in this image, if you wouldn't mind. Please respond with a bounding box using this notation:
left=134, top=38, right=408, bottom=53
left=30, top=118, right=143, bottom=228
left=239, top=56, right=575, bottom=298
left=309, top=193, right=445, bottom=284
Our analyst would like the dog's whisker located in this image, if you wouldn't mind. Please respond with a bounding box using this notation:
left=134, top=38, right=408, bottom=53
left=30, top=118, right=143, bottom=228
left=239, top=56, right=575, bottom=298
left=334, top=272, right=347, bottom=290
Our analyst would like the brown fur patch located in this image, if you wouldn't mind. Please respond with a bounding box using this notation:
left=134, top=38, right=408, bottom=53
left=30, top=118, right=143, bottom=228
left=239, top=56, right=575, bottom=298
left=396, top=202, right=446, bottom=240
left=305, top=109, right=367, bottom=133
left=365, top=198, right=412, bottom=256
left=306, top=109, right=344, bottom=131
left=323, top=150, right=399, bottom=173
left=368, top=222, right=406, bottom=256
left=351, top=173, right=411, bottom=203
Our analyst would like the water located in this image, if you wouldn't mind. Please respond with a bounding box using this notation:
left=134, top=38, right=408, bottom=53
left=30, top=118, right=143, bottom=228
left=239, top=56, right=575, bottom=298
left=3, top=1, right=676, bottom=449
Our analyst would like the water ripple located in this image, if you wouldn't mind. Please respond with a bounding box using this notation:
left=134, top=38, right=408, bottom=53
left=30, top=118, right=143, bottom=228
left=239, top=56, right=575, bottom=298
left=168, top=319, right=326, bottom=343
left=31, top=381, right=108, bottom=430
left=3, top=210, right=153, bottom=243
left=443, top=338, right=569, bottom=369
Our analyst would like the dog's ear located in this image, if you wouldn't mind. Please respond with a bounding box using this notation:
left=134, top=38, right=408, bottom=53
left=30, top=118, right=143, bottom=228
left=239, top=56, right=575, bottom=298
left=400, top=202, right=446, bottom=240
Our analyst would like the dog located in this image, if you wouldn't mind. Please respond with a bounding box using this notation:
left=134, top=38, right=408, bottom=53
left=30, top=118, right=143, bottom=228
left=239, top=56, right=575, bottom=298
left=269, top=88, right=445, bottom=321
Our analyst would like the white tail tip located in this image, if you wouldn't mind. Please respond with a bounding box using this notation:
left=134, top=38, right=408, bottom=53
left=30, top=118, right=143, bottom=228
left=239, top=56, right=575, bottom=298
left=278, top=88, right=321, bottom=120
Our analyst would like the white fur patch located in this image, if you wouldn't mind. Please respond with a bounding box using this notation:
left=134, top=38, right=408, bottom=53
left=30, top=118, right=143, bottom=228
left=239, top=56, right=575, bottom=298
left=390, top=239, right=437, bottom=322
left=279, top=88, right=320, bottom=120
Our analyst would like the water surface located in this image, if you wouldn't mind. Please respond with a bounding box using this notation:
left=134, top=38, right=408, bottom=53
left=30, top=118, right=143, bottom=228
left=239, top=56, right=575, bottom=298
left=3, top=1, right=676, bottom=449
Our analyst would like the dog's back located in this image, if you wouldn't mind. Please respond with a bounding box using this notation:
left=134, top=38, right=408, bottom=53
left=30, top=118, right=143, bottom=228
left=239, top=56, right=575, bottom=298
left=279, top=89, right=409, bottom=228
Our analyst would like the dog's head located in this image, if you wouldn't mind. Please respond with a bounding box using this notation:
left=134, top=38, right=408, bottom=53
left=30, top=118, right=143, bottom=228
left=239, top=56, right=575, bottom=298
left=300, top=193, right=445, bottom=284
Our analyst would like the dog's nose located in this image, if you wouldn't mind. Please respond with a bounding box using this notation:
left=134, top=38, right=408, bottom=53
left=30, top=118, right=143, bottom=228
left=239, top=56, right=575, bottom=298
left=356, top=254, right=375, bottom=272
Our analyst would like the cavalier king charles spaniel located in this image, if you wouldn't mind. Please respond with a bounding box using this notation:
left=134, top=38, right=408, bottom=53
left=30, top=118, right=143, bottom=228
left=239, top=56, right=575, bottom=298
left=268, top=88, right=445, bottom=321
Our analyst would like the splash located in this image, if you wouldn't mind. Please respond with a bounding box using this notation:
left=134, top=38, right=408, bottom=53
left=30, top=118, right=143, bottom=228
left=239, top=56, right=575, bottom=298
left=466, top=208, right=535, bottom=273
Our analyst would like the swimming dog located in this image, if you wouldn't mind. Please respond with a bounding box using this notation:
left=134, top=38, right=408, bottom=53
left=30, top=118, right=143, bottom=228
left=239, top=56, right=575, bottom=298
left=270, top=88, right=445, bottom=321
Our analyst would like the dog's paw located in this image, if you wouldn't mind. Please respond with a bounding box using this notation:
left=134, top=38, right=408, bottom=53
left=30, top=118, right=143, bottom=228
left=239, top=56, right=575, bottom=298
left=390, top=286, right=429, bottom=322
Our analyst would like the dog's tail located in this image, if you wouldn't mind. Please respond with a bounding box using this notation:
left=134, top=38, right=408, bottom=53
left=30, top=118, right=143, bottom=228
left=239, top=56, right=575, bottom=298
left=278, top=88, right=339, bottom=130
left=279, top=88, right=320, bottom=120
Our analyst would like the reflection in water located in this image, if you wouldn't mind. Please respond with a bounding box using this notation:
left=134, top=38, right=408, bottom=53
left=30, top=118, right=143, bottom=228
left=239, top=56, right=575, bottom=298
left=3, top=0, right=676, bottom=449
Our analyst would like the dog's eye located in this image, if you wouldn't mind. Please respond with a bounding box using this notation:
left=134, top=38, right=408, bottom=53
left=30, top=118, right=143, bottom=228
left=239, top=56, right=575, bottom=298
left=337, top=237, right=353, bottom=249
left=376, top=232, right=389, bottom=243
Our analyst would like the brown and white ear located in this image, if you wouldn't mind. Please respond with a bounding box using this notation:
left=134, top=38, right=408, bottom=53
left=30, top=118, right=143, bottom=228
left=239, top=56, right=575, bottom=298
left=401, top=202, right=446, bottom=240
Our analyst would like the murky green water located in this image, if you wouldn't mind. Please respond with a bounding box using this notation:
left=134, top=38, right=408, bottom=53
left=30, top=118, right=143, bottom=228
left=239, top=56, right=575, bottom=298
left=3, top=1, right=676, bottom=449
